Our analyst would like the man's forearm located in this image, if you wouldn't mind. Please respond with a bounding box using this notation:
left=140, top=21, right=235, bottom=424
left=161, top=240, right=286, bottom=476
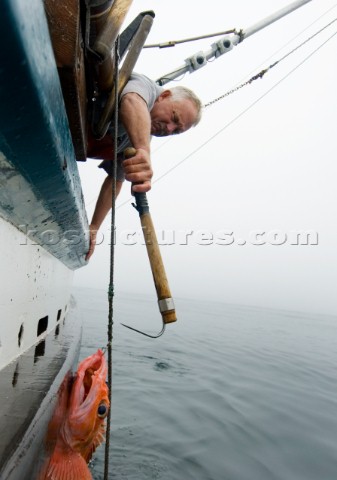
left=86, top=178, right=123, bottom=261
left=91, top=177, right=123, bottom=230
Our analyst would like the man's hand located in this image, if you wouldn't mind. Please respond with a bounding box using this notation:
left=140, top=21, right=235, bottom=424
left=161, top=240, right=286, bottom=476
left=122, top=148, right=153, bottom=193
left=85, top=224, right=98, bottom=261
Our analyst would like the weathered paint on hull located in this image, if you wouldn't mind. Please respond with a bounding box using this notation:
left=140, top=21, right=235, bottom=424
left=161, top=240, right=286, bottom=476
left=0, top=0, right=89, bottom=270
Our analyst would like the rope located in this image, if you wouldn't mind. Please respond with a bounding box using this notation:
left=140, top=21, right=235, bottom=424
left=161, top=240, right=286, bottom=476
left=103, top=36, right=120, bottom=480
left=204, top=17, right=337, bottom=107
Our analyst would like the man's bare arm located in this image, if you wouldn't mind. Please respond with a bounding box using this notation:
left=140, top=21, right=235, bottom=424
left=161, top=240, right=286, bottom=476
left=119, top=92, right=153, bottom=192
left=86, top=178, right=123, bottom=260
left=86, top=92, right=153, bottom=260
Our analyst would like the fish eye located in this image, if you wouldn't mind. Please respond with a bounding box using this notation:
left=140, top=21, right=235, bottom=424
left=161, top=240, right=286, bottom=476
left=97, top=403, right=108, bottom=418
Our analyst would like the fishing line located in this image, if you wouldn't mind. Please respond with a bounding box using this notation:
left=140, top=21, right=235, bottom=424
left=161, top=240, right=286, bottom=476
left=103, top=36, right=119, bottom=480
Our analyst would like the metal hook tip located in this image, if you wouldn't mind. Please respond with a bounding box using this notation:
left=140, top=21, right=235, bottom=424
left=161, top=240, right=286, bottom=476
left=120, top=322, right=165, bottom=339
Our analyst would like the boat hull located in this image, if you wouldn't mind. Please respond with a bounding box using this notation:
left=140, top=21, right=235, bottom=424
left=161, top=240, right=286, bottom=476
left=0, top=0, right=89, bottom=477
left=0, top=290, right=82, bottom=480
left=0, top=218, right=75, bottom=370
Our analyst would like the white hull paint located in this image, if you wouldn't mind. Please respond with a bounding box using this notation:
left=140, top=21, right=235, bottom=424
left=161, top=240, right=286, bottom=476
left=0, top=217, right=74, bottom=371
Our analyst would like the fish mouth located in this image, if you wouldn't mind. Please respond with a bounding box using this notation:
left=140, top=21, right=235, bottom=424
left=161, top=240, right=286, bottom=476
left=70, top=349, right=109, bottom=411
left=58, top=349, right=110, bottom=457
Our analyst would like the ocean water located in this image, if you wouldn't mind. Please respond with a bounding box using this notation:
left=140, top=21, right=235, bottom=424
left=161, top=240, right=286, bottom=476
left=74, top=287, right=337, bottom=480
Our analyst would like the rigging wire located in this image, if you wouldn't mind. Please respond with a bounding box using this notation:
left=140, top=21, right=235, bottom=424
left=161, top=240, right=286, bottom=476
left=84, top=8, right=337, bottom=209
left=117, top=26, right=337, bottom=204
left=204, top=16, right=337, bottom=107
left=142, top=3, right=337, bottom=49
left=246, top=3, right=337, bottom=72
left=147, top=4, right=337, bottom=150
left=143, top=29, right=237, bottom=49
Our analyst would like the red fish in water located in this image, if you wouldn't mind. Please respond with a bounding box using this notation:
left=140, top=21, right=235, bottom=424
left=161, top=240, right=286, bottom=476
left=38, top=349, right=109, bottom=480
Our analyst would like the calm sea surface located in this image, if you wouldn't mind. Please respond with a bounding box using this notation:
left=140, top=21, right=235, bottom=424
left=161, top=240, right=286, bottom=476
left=74, top=286, right=337, bottom=480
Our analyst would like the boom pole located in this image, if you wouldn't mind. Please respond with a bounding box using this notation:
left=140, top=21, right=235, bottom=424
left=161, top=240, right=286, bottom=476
left=156, top=0, right=313, bottom=86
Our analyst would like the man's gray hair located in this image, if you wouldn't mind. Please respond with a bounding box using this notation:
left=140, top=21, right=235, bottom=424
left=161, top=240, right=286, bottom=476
left=168, top=86, right=203, bottom=126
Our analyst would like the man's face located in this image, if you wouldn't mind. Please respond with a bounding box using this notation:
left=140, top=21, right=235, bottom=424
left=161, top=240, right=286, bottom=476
left=150, top=91, right=198, bottom=137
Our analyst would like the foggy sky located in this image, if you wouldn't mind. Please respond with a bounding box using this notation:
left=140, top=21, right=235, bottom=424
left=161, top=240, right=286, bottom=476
left=75, top=0, right=337, bottom=315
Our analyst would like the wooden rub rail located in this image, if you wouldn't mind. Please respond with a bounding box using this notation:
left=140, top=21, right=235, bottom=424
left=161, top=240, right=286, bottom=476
left=44, top=0, right=88, bottom=161
left=43, top=0, right=136, bottom=160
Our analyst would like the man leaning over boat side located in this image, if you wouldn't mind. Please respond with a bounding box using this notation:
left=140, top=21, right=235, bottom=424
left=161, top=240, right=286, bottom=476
left=85, top=72, right=202, bottom=260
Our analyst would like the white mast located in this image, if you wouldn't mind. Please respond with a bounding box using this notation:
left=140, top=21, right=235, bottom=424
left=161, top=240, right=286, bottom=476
left=156, top=0, right=313, bottom=86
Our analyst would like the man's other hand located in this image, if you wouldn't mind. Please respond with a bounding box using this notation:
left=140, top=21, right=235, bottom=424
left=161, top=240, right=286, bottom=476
left=85, top=224, right=98, bottom=261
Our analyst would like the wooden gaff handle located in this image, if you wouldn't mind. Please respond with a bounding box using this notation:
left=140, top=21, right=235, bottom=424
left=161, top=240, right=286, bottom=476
left=124, top=147, right=177, bottom=324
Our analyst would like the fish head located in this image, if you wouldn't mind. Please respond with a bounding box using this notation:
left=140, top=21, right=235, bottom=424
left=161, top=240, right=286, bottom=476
left=64, top=349, right=110, bottom=460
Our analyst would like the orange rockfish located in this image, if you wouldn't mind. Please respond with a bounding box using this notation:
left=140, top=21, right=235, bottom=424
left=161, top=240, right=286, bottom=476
left=38, top=349, right=110, bottom=480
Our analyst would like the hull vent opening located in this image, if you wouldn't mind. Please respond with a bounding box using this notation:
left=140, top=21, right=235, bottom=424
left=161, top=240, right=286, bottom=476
left=18, top=323, right=24, bottom=347
left=55, top=324, right=60, bottom=337
left=37, top=316, right=48, bottom=336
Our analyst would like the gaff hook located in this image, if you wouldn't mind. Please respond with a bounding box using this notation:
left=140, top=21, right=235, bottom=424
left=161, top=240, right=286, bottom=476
left=121, top=297, right=176, bottom=338
left=121, top=321, right=166, bottom=338
left=122, top=148, right=178, bottom=338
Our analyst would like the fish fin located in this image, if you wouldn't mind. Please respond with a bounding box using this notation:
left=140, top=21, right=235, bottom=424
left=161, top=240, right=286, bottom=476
left=83, top=423, right=106, bottom=463
left=43, top=449, right=93, bottom=480
left=92, top=423, right=106, bottom=451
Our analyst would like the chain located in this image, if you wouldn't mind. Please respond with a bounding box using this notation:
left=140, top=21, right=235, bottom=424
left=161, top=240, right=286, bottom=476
left=204, top=17, right=337, bottom=108
left=204, top=68, right=270, bottom=107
